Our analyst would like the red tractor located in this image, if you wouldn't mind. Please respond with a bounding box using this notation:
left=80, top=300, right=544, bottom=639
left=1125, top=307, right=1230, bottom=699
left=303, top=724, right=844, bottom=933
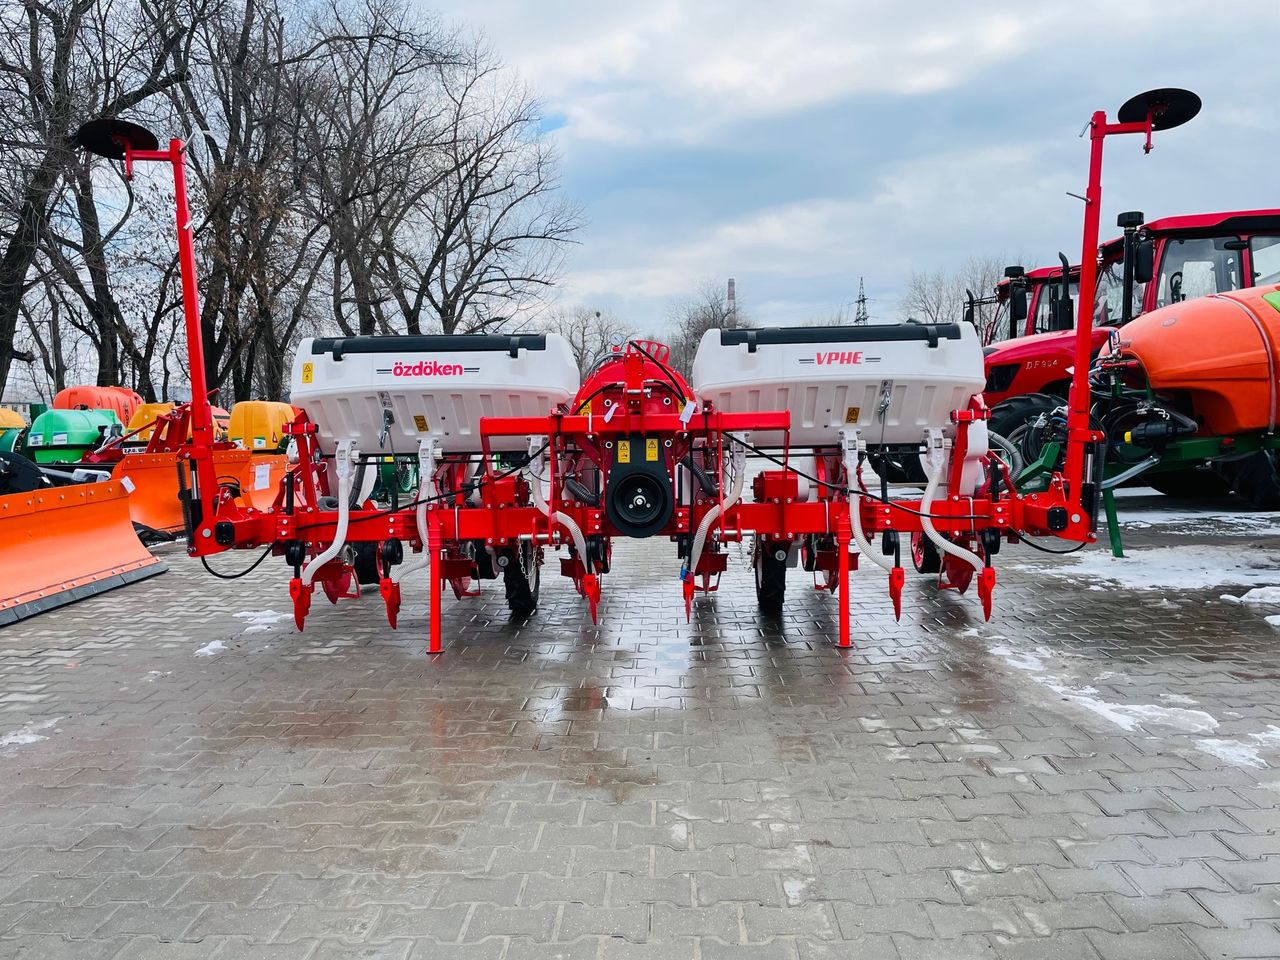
left=982, top=209, right=1280, bottom=502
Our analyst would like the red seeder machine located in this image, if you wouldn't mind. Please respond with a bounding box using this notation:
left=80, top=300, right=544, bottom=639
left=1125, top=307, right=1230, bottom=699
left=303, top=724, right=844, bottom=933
left=72, top=88, right=1199, bottom=651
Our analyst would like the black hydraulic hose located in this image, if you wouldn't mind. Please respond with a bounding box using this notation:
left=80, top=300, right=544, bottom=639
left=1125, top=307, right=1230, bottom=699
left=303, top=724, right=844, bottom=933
left=564, top=476, right=600, bottom=506
left=682, top=453, right=717, bottom=497
left=201, top=546, right=274, bottom=579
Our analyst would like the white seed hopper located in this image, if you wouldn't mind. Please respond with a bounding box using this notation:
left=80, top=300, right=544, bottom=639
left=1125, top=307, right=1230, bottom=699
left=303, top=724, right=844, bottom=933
left=290, top=334, right=580, bottom=454
left=691, top=323, right=986, bottom=448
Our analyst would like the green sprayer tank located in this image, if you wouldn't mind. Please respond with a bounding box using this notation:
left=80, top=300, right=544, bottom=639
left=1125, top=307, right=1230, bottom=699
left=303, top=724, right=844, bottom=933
left=25, top=409, right=120, bottom=463
left=0, top=408, right=25, bottom=453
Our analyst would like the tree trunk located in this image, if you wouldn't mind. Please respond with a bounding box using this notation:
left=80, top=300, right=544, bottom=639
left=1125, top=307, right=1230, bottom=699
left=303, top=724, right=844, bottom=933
left=0, top=155, right=63, bottom=398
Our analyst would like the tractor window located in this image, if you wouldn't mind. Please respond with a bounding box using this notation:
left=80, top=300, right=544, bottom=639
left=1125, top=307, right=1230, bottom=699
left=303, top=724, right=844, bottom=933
left=1156, top=237, right=1241, bottom=307
left=984, top=304, right=1013, bottom=345
left=1250, top=236, right=1280, bottom=286
left=1033, top=279, right=1078, bottom=334
left=1093, top=261, right=1143, bottom=326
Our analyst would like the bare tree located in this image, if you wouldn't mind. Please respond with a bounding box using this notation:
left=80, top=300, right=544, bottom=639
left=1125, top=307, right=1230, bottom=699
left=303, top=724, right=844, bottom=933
left=303, top=0, right=457, bottom=341
left=378, top=42, right=580, bottom=335
left=666, top=280, right=750, bottom=376
left=0, top=0, right=187, bottom=399
left=3, top=0, right=579, bottom=403
left=544, top=306, right=630, bottom=371
left=898, top=255, right=1012, bottom=331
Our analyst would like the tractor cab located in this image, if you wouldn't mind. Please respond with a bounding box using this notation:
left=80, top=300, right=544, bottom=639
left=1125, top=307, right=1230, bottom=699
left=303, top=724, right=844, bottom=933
left=983, top=208, right=1280, bottom=407
left=1104, top=210, right=1280, bottom=315
left=985, top=264, right=1081, bottom=345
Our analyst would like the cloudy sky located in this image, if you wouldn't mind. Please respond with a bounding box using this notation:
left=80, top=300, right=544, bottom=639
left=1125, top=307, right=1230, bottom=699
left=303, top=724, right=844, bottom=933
left=433, top=0, right=1278, bottom=330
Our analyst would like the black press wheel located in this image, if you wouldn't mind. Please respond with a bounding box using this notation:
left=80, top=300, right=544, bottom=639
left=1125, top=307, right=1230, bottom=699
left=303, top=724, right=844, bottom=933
left=755, top=539, right=787, bottom=617
left=352, top=542, right=380, bottom=586
left=910, top=532, right=941, bottom=574
left=504, top=541, right=540, bottom=617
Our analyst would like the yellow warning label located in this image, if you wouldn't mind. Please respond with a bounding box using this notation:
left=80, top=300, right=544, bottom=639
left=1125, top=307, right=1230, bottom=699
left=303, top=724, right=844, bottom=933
left=301, top=362, right=314, bottom=384
left=645, top=438, right=659, bottom=461
left=413, top=414, right=429, bottom=432
left=844, top=406, right=861, bottom=424
left=618, top=440, right=631, bottom=464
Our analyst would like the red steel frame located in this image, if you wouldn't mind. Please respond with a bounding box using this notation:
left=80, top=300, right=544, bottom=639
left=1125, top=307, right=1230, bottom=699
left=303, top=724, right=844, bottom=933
left=1064, top=109, right=1163, bottom=494
left=114, top=139, right=221, bottom=541
left=188, top=343, right=1087, bottom=651
left=104, top=98, right=1184, bottom=653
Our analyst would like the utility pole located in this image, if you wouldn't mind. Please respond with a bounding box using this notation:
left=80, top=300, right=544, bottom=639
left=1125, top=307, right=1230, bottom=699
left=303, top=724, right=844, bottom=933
left=854, top=277, right=869, bottom=325
left=726, top=278, right=737, bottom=327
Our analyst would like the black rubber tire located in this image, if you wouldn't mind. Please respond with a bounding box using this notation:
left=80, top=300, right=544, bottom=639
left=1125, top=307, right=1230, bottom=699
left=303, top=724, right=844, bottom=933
left=474, top=541, right=497, bottom=580
left=1146, top=467, right=1231, bottom=499
left=1224, top=451, right=1280, bottom=510
left=754, top=540, right=787, bottom=617
left=987, top=392, right=1062, bottom=441
left=875, top=458, right=926, bottom=488
left=504, top=542, right=540, bottom=617
left=352, top=542, right=380, bottom=585
left=0, top=451, right=46, bottom=495
left=910, top=532, right=941, bottom=574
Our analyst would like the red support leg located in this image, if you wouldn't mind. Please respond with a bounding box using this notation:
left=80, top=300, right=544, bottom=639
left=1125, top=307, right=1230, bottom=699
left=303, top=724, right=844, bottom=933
left=428, top=512, right=442, bottom=654
left=837, top=511, right=852, bottom=649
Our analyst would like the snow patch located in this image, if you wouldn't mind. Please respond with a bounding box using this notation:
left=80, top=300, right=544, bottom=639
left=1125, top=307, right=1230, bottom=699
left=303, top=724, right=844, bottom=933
left=1042, top=686, right=1218, bottom=734
left=0, top=717, right=62, bottom=747
left=988, top=641, right=1218, bottom=734
left=1159, top=693, right=1198, bottom=706
left=1267, top=615, right=1280, bottom=629
left=234, top=610, right=291, bottom=634
left=1116, top=508, right=1276, bottom=532
left=1221, top=587, right=1280, bottom=605
left=195, top=640, right=227, bottom=657
left=1194, top=728, right=1280, bottom=768
left=1252, top=726, right=1280, bottom=745
left=782, top=876, right=814, bottom=906
left=989, top=645, right=1045, bottom=673
left=1198, top=739, right=1266, bottom=768
left=1036, top=546, right=1280, bottom=591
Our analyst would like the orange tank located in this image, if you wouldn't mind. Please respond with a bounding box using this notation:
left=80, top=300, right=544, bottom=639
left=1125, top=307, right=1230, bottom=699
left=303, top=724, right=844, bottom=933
left=53, top=385, right=144, bottom=424
left=1116, top=284, right=1280, bottom=436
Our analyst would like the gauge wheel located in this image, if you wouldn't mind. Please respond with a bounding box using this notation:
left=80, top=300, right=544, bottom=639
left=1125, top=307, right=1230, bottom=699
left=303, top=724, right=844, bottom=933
left=504, top=541, right=540, bottom=617
left=352, top=542, right=380, bottom=586
left=754, top=539, right=787, bottom=617
left=910, top=532, right=941, bottom=574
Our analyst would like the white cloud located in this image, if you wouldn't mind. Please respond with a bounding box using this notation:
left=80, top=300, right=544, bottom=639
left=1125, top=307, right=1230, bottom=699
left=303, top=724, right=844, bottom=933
left=428, top=0, right=1280, bottom=327
left=447, top=2, right=1060, bottom=146
left=561, top=140, right=1071, bottom=317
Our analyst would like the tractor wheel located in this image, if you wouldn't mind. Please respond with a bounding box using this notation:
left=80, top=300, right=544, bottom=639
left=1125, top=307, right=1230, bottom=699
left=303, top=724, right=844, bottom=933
left=352, top=542, right=380, bottom=586
left=1146, top=467, right=1231, bottom=499
left=876, top=453, right=927, bottom=485
left=987, top=392, right=1062, bottom=440
left=910, top=532, right=941, bottom=574
left=754, top=539, right=787, bottom=616
left=1224, top=451, right=1280, bottom=510
left=504, top=541, right=540, bottom=617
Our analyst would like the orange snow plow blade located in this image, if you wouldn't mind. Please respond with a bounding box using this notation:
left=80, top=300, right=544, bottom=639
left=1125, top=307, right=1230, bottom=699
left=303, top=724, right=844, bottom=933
left=112, top=450, right=287, bottom=534
left=0, top=479, right=166, bottom=626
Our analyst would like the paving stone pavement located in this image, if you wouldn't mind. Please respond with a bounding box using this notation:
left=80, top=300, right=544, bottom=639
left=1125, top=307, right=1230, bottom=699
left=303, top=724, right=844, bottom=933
left=4, top=491, right=1280, bottom=958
